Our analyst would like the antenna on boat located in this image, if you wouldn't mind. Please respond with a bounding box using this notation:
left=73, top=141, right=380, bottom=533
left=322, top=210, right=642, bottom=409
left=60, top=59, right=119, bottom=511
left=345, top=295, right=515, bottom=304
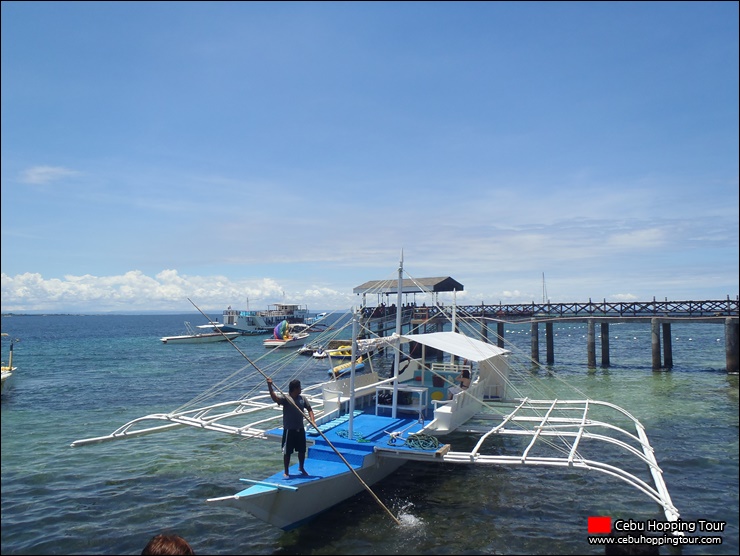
left=347, top=309, right=359, bottom=438
left=392, top=250, right=404, bottom=418
left=187, top=297, right=402, bottom=527
left=451, top=289, right=457, bottom=366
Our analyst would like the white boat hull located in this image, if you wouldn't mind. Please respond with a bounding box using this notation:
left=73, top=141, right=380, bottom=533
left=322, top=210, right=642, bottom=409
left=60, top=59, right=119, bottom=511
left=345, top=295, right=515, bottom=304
left=160, top=332, right=241, bottom=344
left=263, top=332, right=310, bottom=349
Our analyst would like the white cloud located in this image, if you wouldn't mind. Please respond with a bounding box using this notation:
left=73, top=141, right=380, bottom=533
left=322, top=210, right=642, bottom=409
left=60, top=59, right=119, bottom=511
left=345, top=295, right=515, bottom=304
left=607, top=228, right=666, bottom=249
left=0, top=270, right=354, bottom=313
left=611, top=293, right=639, bottom=301
left=20, top=165, right=81, bottom=185
left=1, top=264, right=737, bottom=315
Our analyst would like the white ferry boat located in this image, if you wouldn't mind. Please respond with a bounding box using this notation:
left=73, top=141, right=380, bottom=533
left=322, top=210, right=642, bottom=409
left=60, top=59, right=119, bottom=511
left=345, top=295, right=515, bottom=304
left=221, top=303, right=311, bottom=335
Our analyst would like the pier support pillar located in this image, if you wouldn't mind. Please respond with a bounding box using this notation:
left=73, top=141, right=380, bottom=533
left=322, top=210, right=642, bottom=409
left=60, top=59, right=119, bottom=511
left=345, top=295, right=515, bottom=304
left=662, top=322, right=673, bottom=369
left=601, top=322, right=610, bottom=367
left=497, top=322, right=505, bottom=348
left=545, top=322, right=554, bottom=365
left=726, top=318, right=739, bottom=373
left=531, top=322, right=539, bottom=364
left=651, top=318, right=662, bottom=370
left=587, top=319, right=596, bottom=368
left=481, top=320, right=489, bottom=342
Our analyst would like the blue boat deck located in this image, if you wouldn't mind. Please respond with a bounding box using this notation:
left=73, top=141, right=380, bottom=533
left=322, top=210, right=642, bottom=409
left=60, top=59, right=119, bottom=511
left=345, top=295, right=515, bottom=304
left=240, top=412, right=443, bottom=493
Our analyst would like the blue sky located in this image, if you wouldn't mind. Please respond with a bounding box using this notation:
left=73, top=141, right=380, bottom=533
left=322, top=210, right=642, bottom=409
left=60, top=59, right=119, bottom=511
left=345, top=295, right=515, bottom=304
left=1, top=1, right=738, bottom=314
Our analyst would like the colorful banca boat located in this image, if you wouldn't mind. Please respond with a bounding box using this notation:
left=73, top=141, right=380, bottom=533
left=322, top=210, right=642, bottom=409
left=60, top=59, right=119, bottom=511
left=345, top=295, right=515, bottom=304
left=263, top=322, right=311, bottom=349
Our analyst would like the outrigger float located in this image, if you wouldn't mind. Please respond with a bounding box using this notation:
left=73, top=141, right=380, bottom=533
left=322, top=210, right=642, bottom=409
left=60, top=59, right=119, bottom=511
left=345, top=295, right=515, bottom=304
left=72, top=257, right=679, bottom=531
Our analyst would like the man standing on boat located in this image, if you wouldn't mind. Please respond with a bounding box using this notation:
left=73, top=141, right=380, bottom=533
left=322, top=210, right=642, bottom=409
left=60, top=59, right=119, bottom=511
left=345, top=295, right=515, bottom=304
left=266, top=377, right=315, bottom=478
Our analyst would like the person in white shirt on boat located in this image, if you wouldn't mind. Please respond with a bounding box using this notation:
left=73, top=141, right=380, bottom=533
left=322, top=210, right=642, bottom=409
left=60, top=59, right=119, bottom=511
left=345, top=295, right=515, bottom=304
left=267, top=377, right=315, bottom=478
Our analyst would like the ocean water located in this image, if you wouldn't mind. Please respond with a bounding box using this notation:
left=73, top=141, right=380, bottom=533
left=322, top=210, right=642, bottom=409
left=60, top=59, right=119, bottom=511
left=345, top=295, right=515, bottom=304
left=1, top=314, right=737, bottom=555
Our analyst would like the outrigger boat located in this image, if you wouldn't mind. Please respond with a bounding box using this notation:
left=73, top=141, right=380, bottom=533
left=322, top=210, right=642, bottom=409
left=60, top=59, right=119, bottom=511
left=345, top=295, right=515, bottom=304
left=72, top=258, right=680, bottom=532
left=1, top=333, right=18, bottom=388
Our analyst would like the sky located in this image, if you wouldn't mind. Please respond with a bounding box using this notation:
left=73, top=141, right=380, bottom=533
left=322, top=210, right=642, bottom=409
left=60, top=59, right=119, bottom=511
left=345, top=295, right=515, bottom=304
left=1, top=1, right=738, bottom=315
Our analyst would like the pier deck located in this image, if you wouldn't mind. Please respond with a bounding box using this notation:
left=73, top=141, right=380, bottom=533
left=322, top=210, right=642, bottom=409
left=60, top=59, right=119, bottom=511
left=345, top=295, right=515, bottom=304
left=360, top=298, right=739, bottom=373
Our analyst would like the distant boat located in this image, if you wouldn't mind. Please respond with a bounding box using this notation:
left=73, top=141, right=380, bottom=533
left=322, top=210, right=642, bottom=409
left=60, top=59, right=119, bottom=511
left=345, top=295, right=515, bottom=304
left=262, top=321, right=311, bottom=349
left=307, top=312, right=328, bottom=324
left=297, top=343, right=322, bottom=356
left=1, top=334, right=18, bottom=388
left=313, top=345, right=351, bottom=359
left=304, top=312, right=329, bottom=330
left=326, top=355, right=365, bottom=378
left=160, top=322, right=241, bottom=344
left=313, top=339, right=375, bottom=359
left=221, top=303, right=313, bottom=335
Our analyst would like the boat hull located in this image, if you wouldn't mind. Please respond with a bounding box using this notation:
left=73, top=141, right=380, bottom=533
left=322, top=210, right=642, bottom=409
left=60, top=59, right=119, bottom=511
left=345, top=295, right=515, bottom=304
left=212, top=453, right=406, bottom=530
left=263, top=333, right=310, bottom=349
left=207, top=412, right=441, bottom=530
left=160, top=332, right=241, bottom=344
left=1, top=369, right=14, bottom=388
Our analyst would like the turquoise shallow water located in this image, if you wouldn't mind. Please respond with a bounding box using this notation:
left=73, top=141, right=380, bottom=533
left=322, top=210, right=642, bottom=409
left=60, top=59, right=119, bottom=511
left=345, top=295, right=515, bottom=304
left=1, top=314, right=738, bottom=555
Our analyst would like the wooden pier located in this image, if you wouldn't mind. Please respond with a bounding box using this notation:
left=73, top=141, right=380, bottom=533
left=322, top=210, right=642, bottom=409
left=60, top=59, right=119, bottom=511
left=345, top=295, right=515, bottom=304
left=355, top=278, right=739, bottom=373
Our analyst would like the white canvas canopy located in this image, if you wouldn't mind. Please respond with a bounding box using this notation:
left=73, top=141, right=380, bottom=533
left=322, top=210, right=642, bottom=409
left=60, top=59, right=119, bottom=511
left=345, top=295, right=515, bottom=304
left=400, top=331, right=509, bottom=362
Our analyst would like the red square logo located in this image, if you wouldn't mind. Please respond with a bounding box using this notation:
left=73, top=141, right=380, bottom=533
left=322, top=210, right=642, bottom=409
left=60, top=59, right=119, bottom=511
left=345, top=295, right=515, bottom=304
left=588, top=516, right=612, bottom=534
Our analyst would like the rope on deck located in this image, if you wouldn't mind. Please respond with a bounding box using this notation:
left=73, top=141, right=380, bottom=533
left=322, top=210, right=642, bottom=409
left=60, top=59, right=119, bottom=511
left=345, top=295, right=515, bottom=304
left=336, top=428, right=371, bottom=443
left=389, top=432, right=441, bottom=450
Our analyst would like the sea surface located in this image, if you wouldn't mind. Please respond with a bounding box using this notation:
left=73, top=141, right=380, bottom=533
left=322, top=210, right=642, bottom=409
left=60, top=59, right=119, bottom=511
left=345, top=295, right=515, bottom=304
left=1, top=314, right=738, bottom=555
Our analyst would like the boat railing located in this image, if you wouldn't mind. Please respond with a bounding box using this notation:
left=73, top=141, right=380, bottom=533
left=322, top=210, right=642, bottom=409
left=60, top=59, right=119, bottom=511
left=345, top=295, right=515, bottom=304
left=430, top=362, right=471, bottom=373
left=322, top=373, right=400, bottom=415
left=429, top=362, right=472, bottom=382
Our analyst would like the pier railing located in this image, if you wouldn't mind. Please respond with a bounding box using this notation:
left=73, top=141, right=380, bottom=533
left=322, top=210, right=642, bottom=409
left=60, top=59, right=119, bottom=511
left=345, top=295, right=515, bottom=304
left=409, top=298, right=738, bottom=321
left=361, top=298, right=739, bottom=372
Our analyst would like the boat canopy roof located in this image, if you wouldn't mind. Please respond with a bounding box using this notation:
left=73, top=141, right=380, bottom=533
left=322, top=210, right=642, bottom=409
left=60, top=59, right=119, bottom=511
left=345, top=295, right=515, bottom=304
left=400, top=331, right=509, bottom=362
left=353, top=276, right=463, bottom=295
